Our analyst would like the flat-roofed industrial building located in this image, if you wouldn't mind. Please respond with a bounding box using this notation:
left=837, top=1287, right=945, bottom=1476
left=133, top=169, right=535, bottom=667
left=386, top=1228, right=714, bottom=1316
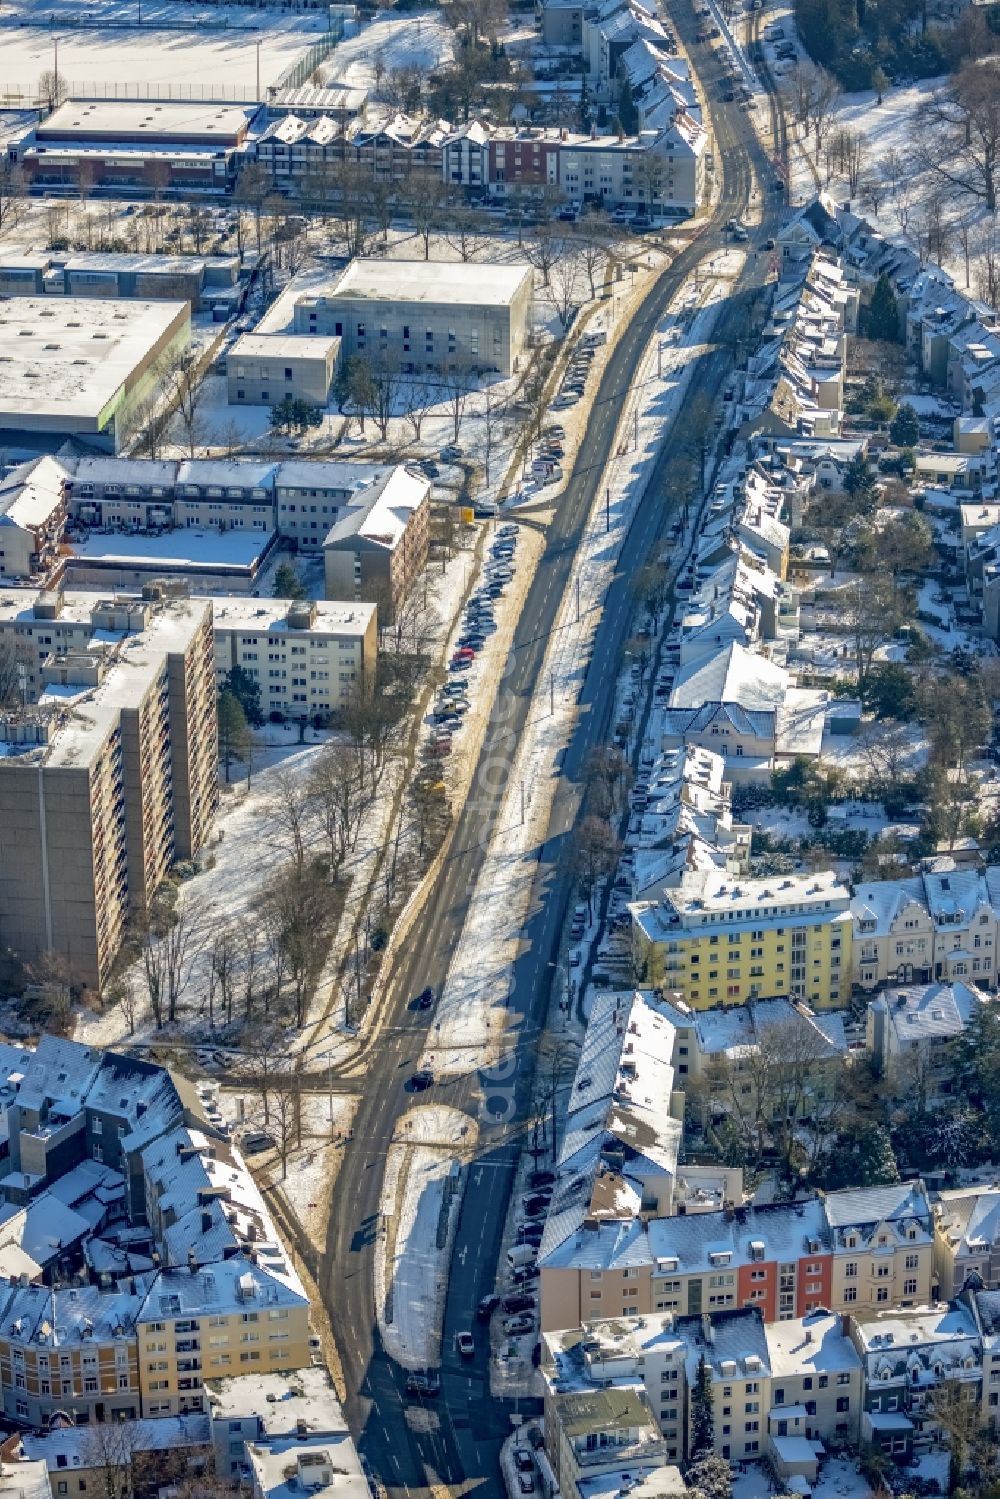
left=0, top=297, right=190, bottom=454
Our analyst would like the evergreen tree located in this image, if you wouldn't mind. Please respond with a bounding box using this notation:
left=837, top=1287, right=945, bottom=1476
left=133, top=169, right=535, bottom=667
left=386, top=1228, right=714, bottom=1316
left=889, top=403, right=919, bottom=447
left=864, top=273, right=899, bottom=342
left=274, top=561, right=306, bottom=600
left=814, top=1122, right=899, bottom=1190
left=217, top=690, right=251, bottom=784
left=690, top=1352, right=715, bottom=1459
left=223, top=665, right=264, bottom=728
left=844, top=451, right=876, bottom=502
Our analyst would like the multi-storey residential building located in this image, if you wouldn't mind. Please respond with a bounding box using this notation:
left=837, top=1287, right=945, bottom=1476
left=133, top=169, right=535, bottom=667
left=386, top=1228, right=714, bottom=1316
left=537, top=991, right=743, bottom=1331
left=852, top=867, right=1000, bottom=991
left=851, top=1302, right=983, bottom=1458
left=934, top=1187, right=1000, bottom=1301
left=973, top=1289, right=1000, bottom=1433
left=543, top=1306, right=861, bottom=1488
left=630, top=868, right=853, bottom=1011
left=0, top=1036, right=315, bottom=1459
left=0, top=593, right=217, bottom=988
left=212, top=597, right=377, bottom=721
left=764, top=1313, right=863, bottom=1463
left=136, top=1257, right=310, bottom=1418
left=0, top=1282, right=146, bottom=1428
left=322, top=465, right=431, bottom=623
left=142, top=1126, right=278, bottom=1270
left=824, top=1183, right=934, bottom=1314
left=540, top=1196, right=832, bottom=1333
left=867, top=981, right=985, bottom=1100
left=541, top=1183, right=934, bottom=1333
left=206, top=1364, right=366, bottom=1494
left=293, top=258, right=534, bottom=378
left=21, top=1413, right=211, bottom=1499
left=0, top=458, right=67, bottom=581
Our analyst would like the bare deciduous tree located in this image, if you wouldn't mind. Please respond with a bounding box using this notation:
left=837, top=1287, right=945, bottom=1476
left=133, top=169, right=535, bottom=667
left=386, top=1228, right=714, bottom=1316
left=136, top=885, right=200, bottom=1029
left=921, top=59, right=1000, bottom=213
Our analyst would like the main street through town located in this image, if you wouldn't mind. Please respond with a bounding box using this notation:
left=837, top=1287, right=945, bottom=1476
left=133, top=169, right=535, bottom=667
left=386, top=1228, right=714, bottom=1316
left=322, top=5, right=787, bottom=1491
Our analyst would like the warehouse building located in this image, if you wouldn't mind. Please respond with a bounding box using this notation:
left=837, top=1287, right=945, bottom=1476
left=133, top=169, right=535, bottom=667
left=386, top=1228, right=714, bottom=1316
left=0, top=297, right=190, bottom=454
left=15, top=99, right=254, bottom=196
left=0, top=248, right=243, bottom=314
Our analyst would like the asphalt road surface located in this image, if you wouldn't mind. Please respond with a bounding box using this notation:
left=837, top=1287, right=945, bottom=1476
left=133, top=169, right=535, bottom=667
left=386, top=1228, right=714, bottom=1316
left=322, top=10, right=787, bottom=1493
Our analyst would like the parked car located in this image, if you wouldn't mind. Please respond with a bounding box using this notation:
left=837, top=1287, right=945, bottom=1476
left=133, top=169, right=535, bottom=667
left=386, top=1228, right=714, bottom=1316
left=477, top=1294, right=500, bottom=1321
left=407, top=1069, right=434, bottom=1092
left=405, top=1369, right=440, bottom=1396
left=528, top=1169, right=554, bottom=1189
left=242, top=1131, right=275, bottom=1154
left=514, top=1450, right=535, bottom=1474
left=501, top=1292, right=536, bottom=1314
left=518, top=1477, right=535, bottom=1495
left=503, top=1315, right=535, bottom=1336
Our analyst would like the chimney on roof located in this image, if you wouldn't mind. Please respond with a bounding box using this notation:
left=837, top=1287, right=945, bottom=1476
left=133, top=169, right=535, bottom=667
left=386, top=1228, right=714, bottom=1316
left=201, top=1210, right=213, bottom=1234
left=188, top=1249, right=198, bottom=1274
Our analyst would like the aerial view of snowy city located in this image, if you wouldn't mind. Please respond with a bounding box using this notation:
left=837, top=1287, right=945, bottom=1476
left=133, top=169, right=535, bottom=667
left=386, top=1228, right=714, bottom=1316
left=0, top=0, right=999, bottom=1496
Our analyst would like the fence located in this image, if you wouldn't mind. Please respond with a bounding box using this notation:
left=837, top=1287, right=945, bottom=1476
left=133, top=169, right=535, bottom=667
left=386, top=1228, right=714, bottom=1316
left=270, top=28, right=341, bottom=92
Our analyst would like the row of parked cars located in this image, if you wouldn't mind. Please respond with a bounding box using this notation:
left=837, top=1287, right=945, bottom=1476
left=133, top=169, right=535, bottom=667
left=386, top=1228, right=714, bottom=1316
left=552, top=330, right=602, bottom=410
left=432, top=525, right=520, bottom=763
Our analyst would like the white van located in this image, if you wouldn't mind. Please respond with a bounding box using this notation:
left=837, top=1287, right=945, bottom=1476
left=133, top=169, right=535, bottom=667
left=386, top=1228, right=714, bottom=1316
left=507, top=1244, right=538, bottom=1269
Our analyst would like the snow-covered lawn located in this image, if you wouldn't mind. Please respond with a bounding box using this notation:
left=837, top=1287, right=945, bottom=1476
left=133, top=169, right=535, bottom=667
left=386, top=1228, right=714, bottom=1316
left=320, top=10, right=454, bottom=93
left=731, top=1456, right=873, bottom=1499
left=375, top=1104, right=476, bottom=1370
left=217, top=1084, right=359, bottom=1252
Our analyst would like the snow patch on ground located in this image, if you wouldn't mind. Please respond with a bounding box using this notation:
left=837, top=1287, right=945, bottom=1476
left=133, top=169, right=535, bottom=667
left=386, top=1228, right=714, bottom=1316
left=319, top=10, right=454, bottom=93
left=375, top=1104, right=476, bottom=1370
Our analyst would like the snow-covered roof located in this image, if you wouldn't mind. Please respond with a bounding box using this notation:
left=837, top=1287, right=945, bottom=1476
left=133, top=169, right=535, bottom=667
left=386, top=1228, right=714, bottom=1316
left=823, top=1181, right=931, bottom=1232
left=874, top=980, right=984, bottom=1047
left=327, top=256, right=532, bottom=308
left=936, top=1187, right=1000, bottom=1260
left=669, top=640, right=790, bottom=712
left=323, top=465, right=429, bottom=553
left=0, top=455, right=66, bottom=532
left=22, top=1414, right=210, bottom=1471
left=765, top=1312, right=861, bottom=1379
left=137, top=1254, right=306, bottom=1322
left=539, top=992, right=682, bottom=1266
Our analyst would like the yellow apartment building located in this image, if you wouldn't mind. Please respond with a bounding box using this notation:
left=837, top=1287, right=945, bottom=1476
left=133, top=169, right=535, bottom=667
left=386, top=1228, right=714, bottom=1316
left=136, top=1260, right=311, bottom=1418
left=630, top=869, right=852, bottom=1010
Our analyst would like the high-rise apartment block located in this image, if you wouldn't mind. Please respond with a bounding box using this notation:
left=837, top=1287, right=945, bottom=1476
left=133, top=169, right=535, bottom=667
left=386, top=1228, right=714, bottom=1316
left=0, top=589, right=217, bottom=989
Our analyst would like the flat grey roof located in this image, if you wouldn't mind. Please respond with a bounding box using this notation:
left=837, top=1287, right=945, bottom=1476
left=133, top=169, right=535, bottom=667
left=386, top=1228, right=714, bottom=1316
left=39, top=98, right=250, bottom=142
left=324, top=257, right=533, bottom=308
left=0, top=297, right=187, bottom=424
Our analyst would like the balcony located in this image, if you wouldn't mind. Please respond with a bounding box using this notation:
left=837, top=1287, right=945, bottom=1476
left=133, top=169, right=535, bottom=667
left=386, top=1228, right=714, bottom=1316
left=572, top=1433, right=668, bottom=1470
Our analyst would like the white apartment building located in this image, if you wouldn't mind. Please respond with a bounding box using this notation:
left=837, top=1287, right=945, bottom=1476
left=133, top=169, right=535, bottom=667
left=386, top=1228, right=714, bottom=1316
left=559, top=117, right=705, bottom=214
left=211, top=598, right=377, bottom=720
